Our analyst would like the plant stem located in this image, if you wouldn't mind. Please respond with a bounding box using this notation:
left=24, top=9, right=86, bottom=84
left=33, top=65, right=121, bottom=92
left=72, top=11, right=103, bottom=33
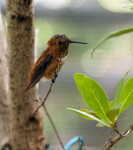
left=33, top=81, right=54, bottom=116
left=102, top=125, right=133, bottom=150
left=33, top=58, right=62, bottom=116
left=33, top=59, right=65, bottom=149
left=43, top=104, right=65, bottom=149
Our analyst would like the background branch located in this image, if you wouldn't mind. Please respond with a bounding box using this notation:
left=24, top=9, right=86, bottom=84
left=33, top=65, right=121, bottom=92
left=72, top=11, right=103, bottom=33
left=0, top=6, right=10, bottom=149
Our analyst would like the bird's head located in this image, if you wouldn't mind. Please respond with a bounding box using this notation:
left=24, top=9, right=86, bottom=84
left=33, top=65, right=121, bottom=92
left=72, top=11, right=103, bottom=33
left=47, top=34, right=87, bottom=57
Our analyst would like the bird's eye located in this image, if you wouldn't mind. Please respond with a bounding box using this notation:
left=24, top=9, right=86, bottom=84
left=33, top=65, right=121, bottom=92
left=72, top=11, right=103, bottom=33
left=58, top=41, right=62, bottom=45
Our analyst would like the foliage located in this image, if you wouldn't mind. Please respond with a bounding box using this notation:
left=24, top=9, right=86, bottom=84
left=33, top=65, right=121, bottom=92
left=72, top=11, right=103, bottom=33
left=124, top=0, right=133, bottom=10
left=91, top=0, right=133, bottom=57
left=91, top=28, right=133, bottom=57
left=68, top=72, right=133, bottom=128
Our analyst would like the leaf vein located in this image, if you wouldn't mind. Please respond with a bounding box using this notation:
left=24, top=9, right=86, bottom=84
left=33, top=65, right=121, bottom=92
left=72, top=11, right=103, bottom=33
left=89, top=88, right=108, bottom=121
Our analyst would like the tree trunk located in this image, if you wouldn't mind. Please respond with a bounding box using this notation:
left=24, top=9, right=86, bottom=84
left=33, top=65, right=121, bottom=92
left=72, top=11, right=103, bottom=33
left=0, top=8, right=10, bottom=150
left=6, top=0, right=47, bottom=150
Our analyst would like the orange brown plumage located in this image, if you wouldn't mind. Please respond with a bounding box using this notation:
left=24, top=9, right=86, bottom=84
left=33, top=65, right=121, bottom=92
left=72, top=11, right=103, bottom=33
left=26, top=34, right=87, bottom=91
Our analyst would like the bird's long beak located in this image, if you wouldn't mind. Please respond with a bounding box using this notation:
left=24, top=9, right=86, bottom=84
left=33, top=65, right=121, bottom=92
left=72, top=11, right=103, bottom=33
left=69, top=40, right=88, bottom=44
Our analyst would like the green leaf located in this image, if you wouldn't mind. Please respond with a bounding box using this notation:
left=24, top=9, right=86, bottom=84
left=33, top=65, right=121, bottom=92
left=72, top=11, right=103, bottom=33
left=107, top=102, right=122, bottom=125
left=91, top=28, right=133, bottom=57
left=111, top=103, right=122, bottom=111
left=109, top=101, right=114, bottom=109
left=74, top=73, right=85, bottom=95
left=106, top=109, right=119, bottom=125
left=96, top=121, right=106, bottom=127
left=119, top=77, right=133, bottom=113
left=79, top=109, right=97, bottom=120
left=107, top=102, right=122, bottom=124
left=76, top=74, right=110, bottom=123
left=124, top=6, right=133, bottom=10
left=129, top=0, right=133, bottom=3
left=68, top=108, right=111, bottom=127
left=113, top=72, right=129, bottom=106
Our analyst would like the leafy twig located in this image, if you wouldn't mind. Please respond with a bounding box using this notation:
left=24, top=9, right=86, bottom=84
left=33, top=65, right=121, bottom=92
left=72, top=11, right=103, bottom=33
left=91, top=28, right=133, bottom=57
left=102, top=124, right=133, bottom=150
left=113, top=123, right=122, bottom=136
left=102, top=130, right=114, bottom=150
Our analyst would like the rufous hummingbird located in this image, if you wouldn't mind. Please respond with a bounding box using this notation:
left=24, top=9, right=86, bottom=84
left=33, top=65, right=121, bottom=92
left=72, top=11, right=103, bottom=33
left=26, top=34, right=87, bottom=91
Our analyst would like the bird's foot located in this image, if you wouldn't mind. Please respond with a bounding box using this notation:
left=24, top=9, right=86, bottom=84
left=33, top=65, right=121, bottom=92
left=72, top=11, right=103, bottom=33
left=51, top=73, right=58, bottom=83
left=54, top=73, right=58, bottom=78
left=51, top=78, right=55, bottom=83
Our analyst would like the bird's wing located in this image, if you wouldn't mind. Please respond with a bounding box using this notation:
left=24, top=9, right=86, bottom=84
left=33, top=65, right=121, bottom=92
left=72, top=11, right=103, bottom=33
left=26, top=54, right=53, bottom=91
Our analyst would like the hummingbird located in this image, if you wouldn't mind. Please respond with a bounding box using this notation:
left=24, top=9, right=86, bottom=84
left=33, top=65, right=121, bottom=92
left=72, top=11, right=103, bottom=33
left=26, top=34, right=87, bottom=91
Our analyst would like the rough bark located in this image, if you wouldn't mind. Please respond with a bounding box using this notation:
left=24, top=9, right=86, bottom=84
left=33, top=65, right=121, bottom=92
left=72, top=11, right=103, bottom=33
left=0, top=8, right=10, bottom=150
left=6, top=0, right=47, bottom=150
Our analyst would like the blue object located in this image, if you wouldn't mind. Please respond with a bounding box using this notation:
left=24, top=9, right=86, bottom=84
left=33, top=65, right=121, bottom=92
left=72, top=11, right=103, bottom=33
left=46, top=136, right=85, bottom=150
left=63, top=136, right=84, bottom=150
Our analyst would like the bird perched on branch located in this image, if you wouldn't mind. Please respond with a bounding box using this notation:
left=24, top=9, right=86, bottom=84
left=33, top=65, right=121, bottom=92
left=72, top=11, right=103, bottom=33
left=26, top=34, right=87, bottom=91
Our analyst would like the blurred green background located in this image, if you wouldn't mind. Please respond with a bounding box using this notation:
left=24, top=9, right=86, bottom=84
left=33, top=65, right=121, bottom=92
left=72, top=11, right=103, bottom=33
left=2, top=0, right=133, bottom=149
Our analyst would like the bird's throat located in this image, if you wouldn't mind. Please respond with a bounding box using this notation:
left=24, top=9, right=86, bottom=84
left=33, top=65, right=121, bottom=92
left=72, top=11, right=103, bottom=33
left=49, top=49, right=66, bottom=58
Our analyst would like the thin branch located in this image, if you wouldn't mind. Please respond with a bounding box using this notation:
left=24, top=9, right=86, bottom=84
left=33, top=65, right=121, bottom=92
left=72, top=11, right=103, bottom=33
left=33, top=58, right=64, bottom=149
left=102, top=124, right=133, bottom=150
left=33, top=58, right=62, bottom=116
left=33, top=81, right=54, bottom=116
left=43, top=104, right=64, bottom=149
left=113, top=123, right=122, bottom=136
left=102, top=130, right=114, bottom=150
left=78, top=137, right=86, bottom=150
